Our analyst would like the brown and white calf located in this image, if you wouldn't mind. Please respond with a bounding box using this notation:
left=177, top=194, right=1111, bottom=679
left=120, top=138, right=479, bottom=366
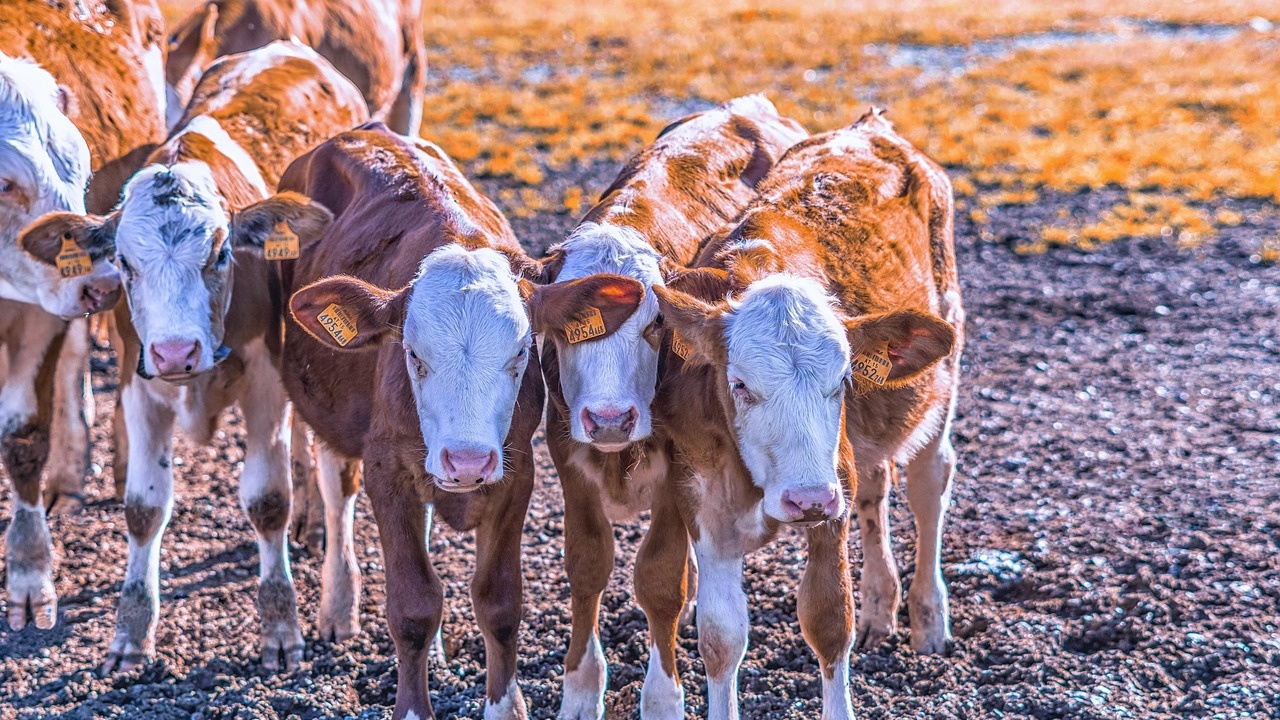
left=525, top=95, right=807, bottom=718
left=165, top=0, right=426, bottom=135
left=277, top=123, right=634, bottom=719
left=652, top=110, right=963, bottom=719
left=1, top=0, right=166, bottom=631
left=22, top=40, right=367, bottom=670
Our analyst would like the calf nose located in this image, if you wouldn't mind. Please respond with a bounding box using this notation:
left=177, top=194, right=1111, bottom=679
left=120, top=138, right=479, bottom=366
left=440, top=447, right=498, bottom=486
left=780, top=486, right=843, bottom=522
left=150, top=339, right=201, bottom=376
left=581, top=406, right=638, bottom=445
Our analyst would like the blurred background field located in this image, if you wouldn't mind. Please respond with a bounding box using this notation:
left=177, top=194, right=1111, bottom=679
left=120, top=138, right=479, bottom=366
left=163, top=0, right=1280, bottom=257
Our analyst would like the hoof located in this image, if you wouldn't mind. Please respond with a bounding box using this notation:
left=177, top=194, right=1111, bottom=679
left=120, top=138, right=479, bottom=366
left=46, top=491, right=87, bottom=516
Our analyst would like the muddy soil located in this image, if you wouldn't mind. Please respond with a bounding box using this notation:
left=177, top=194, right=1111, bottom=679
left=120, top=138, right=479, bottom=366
left=1, top=184, right=1278, bottom=719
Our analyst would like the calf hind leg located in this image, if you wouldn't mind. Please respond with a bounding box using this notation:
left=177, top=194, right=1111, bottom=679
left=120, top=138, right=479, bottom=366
left=289, top=412, right=325, bottom=555
left=315, top=441, right=362, bottom=642
left=854, top=460, right=900, bottom=650
left=45, top=317, right=93, bottom=516
left=905, top=426, right=957, bottom=655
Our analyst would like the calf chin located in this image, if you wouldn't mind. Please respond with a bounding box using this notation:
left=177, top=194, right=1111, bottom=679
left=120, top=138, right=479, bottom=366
left=765, top=483, right=846, bottom=524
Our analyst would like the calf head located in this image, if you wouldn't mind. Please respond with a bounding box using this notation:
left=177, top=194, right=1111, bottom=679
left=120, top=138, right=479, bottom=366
left=528, top=225, right=660, bottom=451
left=24, top=164, right=331, bottom=380
left=656, top=274, right=955, bottom=524
left=291, top=246, right=551, bottom=491
left=0, top=54, right=120, bottom=318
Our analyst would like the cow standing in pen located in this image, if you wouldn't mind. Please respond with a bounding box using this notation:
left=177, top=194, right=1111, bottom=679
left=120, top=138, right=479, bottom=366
left=525, top=94, right=807, bottom=718
left=0, top=0, right=166, bottom=632
left=22, top=40, right=368, bottom=671
left=653, top=109, right=963, bottom=719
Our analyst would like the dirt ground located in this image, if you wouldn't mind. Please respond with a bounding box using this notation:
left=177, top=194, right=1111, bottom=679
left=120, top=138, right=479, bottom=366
left=1, top=176, right=1277, bottom=719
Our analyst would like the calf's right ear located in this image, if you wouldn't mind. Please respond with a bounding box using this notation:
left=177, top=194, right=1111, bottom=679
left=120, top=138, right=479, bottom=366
left=525, top=274, right=645, bottom=342
left=231, top=191, right=333, bottom=256
left=652, top=285, right=727, bottom=366
left=19, top=212, right=119, bottom=265
left=290, top=275, right=409, bottom=351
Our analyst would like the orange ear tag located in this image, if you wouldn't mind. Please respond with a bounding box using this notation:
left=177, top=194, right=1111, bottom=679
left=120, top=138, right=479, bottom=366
left=565, top=306, right=606, bottom=344
left=56, top=235, right=93, bottom=279
left=263, top=219, right=299, bottom=261
left=317, top=303, right=358, bottom=346
left=670, top=329, right=692, bottom=360
left=853, top=342, right=892, bottom=385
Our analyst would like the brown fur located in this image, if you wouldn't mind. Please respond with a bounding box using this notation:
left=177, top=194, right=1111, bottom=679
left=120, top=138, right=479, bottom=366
left=0, top=0, right=166, bottom=213
left=166, top=0, right=426, bottom=135
left=278, top=123, right=544, bottom=719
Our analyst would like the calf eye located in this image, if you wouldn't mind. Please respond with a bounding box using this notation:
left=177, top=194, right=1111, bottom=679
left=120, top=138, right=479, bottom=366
left=118, top=255, right=134, bottom=281
left=730, top=377, right=756, bottom=404
left=214, top=244, right=231, bottom=268
left=406, top=348, right=429, bottom=379
left=0, top=180, right=14, bottom=194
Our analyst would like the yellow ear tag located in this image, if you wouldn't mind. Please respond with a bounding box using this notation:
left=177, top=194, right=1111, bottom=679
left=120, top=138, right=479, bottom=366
left=317, top=303, right=358, bottom=347
left=565, top=306, right=606, bottom=344
left=670, top=329, right=692, bottom=360
left=263, top=219, right=299, bottom=261
left=56, top=235, right=93, bottom=279
left=853, top=342, right=892, bottom=385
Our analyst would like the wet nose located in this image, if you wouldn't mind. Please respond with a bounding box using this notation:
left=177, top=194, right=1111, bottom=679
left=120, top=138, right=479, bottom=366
left=440, top=447, right=498, bottom=486
left=79, top=277, right=121, bottom=315
left=581, top=406, right=638, bottom=445
left=150, top=339, right=201, bottom=376
left=780, top=486, right=843, bottom=522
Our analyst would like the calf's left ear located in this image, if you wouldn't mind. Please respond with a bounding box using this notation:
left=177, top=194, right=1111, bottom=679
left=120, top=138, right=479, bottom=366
left=20, top=212, right=119, bottom=265
left=845, top=309, right=955, bottom=385
left=290, top=275, right=408, bottom=351
left=231, top=191, right=333, bottom=255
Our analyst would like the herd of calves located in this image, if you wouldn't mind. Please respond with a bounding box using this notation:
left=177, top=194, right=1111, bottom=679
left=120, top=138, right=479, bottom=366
left=1, top=2, right=966, bottom=719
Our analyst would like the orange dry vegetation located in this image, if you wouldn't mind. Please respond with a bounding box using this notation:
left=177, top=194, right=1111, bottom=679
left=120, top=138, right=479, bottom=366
left=159, top=0, right=1279, bottom=248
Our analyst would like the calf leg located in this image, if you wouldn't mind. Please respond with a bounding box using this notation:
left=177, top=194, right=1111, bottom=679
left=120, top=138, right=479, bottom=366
left=365, top=452, right=440, bottom=719
left=854, top=460, right=900, bottom=649
left=289, top=411, right=325, bottom=555
left=103, top=378, right=176, bottom=672
left=107, top=313, right=129, bottom=500
left=2, top=312, right=66, bottom=631
left=315, top=440, right=362, bottom=642
left=471, top=452, right=534, bottom=720
left=556, top=465, right=615, bottom=720
left=800, top=516, right=855, bottom=720
left=45, top=317, right=92, bottom=515
left=692, top=541, right=749, bottom=720
left=634, top=482, right=689, bottom=719
left=905, top=424, right=957, bottom=655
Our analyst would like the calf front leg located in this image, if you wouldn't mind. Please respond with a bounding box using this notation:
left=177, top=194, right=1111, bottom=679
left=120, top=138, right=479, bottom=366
left=634, top=477, right=690, bottom=719
left=239, top=355, right=303, bottom=671
left=45, top=317, right=92, bottom=515
left=103, top=379, right=176, bottom=672
left=315, top=440, right=362, bottom=642
left=365, top=452, right=441, bottom=719
left=800, top=516, right=855, bottom=720
left=905, top=426, right=957, bottom=655
left=289, top=412, right=325, bottom=555
left=471, top=451, right=535, bottom=719
left=854, top=460, right=900, bottom=650
left=2, top=314, right=65, bottom=631
left=556, top=465, right=616, bottom=720
left=692, top=542, right=749, bottom=720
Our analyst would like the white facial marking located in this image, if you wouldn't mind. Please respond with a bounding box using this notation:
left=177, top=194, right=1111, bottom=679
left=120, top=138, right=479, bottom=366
left=0, top=53, right=111, bottom=317
left=116, top=162, right=233, bottom=377
left=403, top=245, right=531, bottom=489
left=723, top=275, right=851, bottom=523
left=552, top=223, right=663, bottom=449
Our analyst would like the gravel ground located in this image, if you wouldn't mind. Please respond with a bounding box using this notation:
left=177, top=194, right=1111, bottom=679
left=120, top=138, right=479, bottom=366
left=1, top=184, right=1278, bottom=719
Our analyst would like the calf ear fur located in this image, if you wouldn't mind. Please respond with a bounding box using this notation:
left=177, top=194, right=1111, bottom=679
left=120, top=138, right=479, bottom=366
left=20, top=212, right=119, bottom=265
left=652, top=285, right=727, bottom=367
left=231, top=192, right=333, bottom=254
left=845, top=309, right=955, bottom=386
left=526, top=274, right=645, bottom=343
left=290, top=275, right=408, bottom=351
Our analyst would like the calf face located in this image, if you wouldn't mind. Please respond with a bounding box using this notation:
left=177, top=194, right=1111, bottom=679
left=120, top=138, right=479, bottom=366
left=531, top=226, right=663, bottom=451
left=0, top=54, right=121, bottom=318
left=292, top=246, right=629, bottom=489
left=23, top=164, right=330, bottom=379
left=657, top=274, right=955, bottom=523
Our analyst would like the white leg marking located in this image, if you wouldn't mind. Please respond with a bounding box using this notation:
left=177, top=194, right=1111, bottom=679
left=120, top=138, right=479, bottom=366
left=693, top=542, right=748, bottom=720
left=640, top=642, right=685, bottom=719
left=485, top=678, right=528, bottom=720
left=559, top=631, right=606, bottom=720
left=821, top=656, right=854, bottom=720
left=855, top=460, right=899, bottom=649
left=905, top=427, right=956, bottom=655
left=315, top=440, right=361, bottom=642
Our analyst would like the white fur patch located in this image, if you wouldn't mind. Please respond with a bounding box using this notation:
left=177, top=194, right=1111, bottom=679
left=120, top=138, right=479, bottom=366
left=641, top=643, right=685, bottom=718
left=559, top=631, right=606, bottom=719
left=173, top=115, right=269, bottom=196
left=484, top=678, right=526, bottom=720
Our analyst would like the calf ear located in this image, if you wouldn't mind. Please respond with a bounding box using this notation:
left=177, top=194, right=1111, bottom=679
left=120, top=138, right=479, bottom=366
left=526, top=274, right=645, bottom=343
left=19, top=212, right=118, bottom=265
left=290, top=275, right=408, bottom=351
left=664, top=267, right=732, bottom=303
left=231, top=191, right=333, bottom=256
left=652, top=285, right=727, bottom=367
left=845, top=310, right=955, bottom=386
